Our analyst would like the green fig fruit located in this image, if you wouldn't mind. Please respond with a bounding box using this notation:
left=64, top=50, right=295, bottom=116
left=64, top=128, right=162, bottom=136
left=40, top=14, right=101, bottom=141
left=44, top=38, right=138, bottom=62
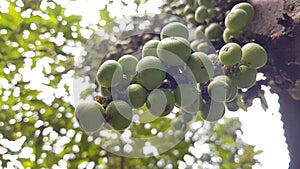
left=136, top=56, right=166, bottom=90
left=160, top=22, right=189, bottom=40
left=186, top=52, right=214, bottom=83
left=241, top=43, right=268, bottom=69
left=96, top=60, right=123, bottom=88
left=146, top=88, right=175, bottom=117
left=157, top=37, right=191, bottom=66
left=127, top=84, right=148, bottom=108
left=75, top=101, right=105, bottom=133
left=218, top=43, right=242, bottom=66
left=118, top=54, right=138, bottom=75
left=142, top=40, right=160, bottom=58
left=106, top=100, right=133, bottom=130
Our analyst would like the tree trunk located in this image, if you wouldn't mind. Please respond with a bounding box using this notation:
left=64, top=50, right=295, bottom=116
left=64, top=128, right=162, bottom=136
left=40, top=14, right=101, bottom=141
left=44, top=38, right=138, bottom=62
left=250, top=0, right=300, bottom=168
left=278, top=91, right=300, bottom=169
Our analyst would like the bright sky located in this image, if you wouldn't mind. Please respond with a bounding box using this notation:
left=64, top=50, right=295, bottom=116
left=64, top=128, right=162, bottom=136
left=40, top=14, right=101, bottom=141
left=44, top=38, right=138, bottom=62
left=0, top=0, right=290, bottom=168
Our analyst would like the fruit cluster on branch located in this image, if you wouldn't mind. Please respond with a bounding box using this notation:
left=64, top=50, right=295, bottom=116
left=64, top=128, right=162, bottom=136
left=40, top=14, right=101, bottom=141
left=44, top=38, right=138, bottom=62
left=75, top=1, right=269, bottom=132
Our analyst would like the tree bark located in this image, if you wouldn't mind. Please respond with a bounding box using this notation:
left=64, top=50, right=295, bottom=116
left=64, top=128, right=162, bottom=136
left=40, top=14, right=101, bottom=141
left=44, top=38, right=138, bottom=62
left=249, top=1, right=300, bottom=169
left=278, top=91, right=300, bottom=169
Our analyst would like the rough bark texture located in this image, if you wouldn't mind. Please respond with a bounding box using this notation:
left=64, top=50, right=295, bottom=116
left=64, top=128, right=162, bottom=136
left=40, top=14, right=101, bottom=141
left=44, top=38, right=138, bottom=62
left=250, top=1, right=300, bottom=169
left=278, top=91, right=300, bottom=169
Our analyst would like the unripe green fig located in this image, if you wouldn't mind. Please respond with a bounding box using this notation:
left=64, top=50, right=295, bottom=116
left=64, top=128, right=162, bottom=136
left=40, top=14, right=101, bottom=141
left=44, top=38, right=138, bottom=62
left=218, top=43, right=242, bottom=66
left=231, top=65, right=257, bottom=89
left=216, top=75, right=238, bottom=101
left=190, top=40, right=200, bottom=51
left=196, top=42, right=210, bottom=54
left=225, top=9, right=249, bottom=32
left=208, top=78, right=230, bottom=102
left=174, top=84, right=199, bottom=108
left=142, top=40, right=160, bottom=58
left=96, top=60, right=123, bottom=88
left=241, top=43, right=268, bottom=69
left=200, top=100, right=225, bottom=121
left=195, top=25, right=205, bottom=41
left=205, top=23, right=222, bottom=39
left=232, top=2, right=254, bottom=21
left=146, top=89, right=175, bottom=117
left=186, top=14, right=197, bottom=24
left=157, top=37, right=191, bottom=66
left=75, top=101, right=105, bottom=133
left=186, top=52, right=214, bottom=83
left=195, top=6, right=208, bottom=23
left=106, top=100, right=133, bottom=130
left=183, top=5, right=194, bottom=15
left=223, top=28, right=240, bottom=43
left=209, top=75, right=237, bottom=102
left=118, top=55, right=138, bottom=75
left=126, top=84, right=147, bottom=108
left=160, top=22, right=189, bottom=40
left=136, top=56, right=166, bottom=90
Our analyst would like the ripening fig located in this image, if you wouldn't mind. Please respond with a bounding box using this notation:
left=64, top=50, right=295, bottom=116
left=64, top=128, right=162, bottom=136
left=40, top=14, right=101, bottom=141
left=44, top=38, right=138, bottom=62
left=118, top=55, right=138, bottom=75
left=127, top=84, right=148, bottom=108
left=208, top=78, right=230, bottom=102
left=146, top=89, right=175, bottom=117
left=205, top=23, right=222, bottom=39
left=241, top=43, right=268, bottom=69
left=209, top=75, right=237, bottom=102
left=157, top=37, right=191, bottom=66
left=200, top=100, right=225, bottom=121
left=136, top=56, right=166, bottom=90
left=218, top=43, right=242, bottom=66
left=186, top=14, right=197, bottom=24
left=160, top=22, right=189, bottom=40
left=195, top=6, right=208, bottom=23
left=222, top=28, right=240, bottom=43
left=231, top=65, right=257, bottom=88
left=96, top=60, right=123, bottom=88
left=232, top=2, right=254, bottom=21
left=142, top=40, right=160, bottom=58
left=195, top=25, right=205, bottom=41
left=174, top=84, right=199, bottom=108
left=186, top=52, right=214, bottom=83
left=75, top=101, right=106, bottom=133
left=183, top=5, right=194, bottom=15
left=190, top=40, right=200, bottom=51
left=196, top=42, right=210, bottom=54
left=225, top=9, right=249, bottom=32
left=106, top=100, right=133, bottom=130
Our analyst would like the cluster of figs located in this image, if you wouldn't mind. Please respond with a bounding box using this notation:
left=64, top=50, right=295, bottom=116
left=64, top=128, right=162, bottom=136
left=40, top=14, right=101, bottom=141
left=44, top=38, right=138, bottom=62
left=75, top=2, right=268, bottom=133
